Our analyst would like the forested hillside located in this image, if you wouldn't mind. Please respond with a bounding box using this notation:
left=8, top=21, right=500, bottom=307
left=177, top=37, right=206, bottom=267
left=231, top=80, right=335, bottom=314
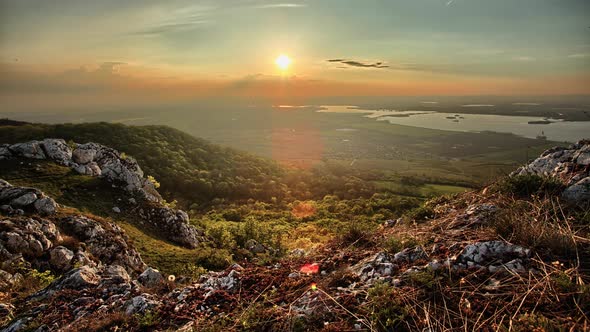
left=0, top=122, right=379, bottom=207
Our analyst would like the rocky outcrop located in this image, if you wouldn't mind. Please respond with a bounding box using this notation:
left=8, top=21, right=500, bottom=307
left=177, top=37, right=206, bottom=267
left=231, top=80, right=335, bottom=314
left=138, top=206, right=204, bottom=249
left=0, top=214, right=146, bottom=278
left=60, top=216, right=146, bottom=273
left=1, top=140, right=205, bottom=248
left=0, top=181, right=57, bottom=216
left=513, top=140, right=590, bottom=203
left=1, top=139, right=161, bottom=202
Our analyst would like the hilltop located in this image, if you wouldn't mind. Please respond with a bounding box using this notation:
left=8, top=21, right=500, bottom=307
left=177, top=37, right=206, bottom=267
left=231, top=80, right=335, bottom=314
left=0, top=122, right=588, bottom=331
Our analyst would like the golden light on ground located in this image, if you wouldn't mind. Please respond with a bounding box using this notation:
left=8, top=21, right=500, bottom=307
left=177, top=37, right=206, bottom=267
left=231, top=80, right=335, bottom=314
left=275, top=54, right=291, bottom=70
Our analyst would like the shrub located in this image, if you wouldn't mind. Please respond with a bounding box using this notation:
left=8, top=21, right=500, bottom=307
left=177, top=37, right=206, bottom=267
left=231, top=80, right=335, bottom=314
left=338, top=223, right=375, bottom=247
left=365, top=282, right=410, bottom=331
left=496, top=174, right=564, bottom=197
left=406, top=205, right=435, bottom=222
left=383, top=235, right=419, bottom=254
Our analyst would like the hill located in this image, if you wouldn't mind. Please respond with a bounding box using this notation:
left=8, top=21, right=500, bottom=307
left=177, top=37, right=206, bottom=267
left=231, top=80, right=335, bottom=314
left=0, top=130, right=588, bottom=330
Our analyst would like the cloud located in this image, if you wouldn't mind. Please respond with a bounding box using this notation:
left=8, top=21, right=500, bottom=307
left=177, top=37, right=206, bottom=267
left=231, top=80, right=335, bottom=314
left=513, top=56, right=536, bottom=61
left=256, top=3, right=307, bottom=9
left=327, top=59, right=389, bottom=69
left=446, top=0, right=455, bottom=6
left=568, top=53, right=590, bottom=58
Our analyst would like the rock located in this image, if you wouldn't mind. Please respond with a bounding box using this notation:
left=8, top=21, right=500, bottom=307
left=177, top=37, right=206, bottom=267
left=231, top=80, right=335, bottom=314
left=352, top=252, right=398, bottom=283
left=112, top=206, right=121, bottom=213
left=1, top=218, right=59, bottom=259
left=456, top=241, right=531, bottom=273
left=199, top=269, right=241, bottom=294
left=138, top=206, right=204, bottom=248
left=513, top=140, right=590, bottom=203
left=125, top=294, right=161, bottom=315
left=0, top=145, right=13, bottom=160
left=2, top=317, right=31, bottom=332
left=59, top=266, right=100, bottom=289
left=393, top=246, right=428, bottom=264
left=74, top=162, right=101, bottom=176
left=245, top=239, right=266, bottom=253
left=61, top=216, right=146, bottom=273
left=72, top=143, right=100, bottom=164
left=10, top=192, right=38, bottom=207
left=562, top=177, right=590, bottom=203
left=33, top=197, right=57, bottom=215
left=290, top=248, right=306, bottom=257
left=49, top=246, right=74, bottom=271
left=40, top=139, right=72, bottom=164
left=9, top=141, right=46, bottom=159
left=104, top=265, right=131, bottom=284
left=0, top=181, right=57, bottom=216
left=138, top=267, right=163, bottom=287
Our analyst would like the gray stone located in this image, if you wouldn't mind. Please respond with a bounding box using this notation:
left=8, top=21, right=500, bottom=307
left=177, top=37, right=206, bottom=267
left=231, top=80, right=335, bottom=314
left=40, top=139, right=72, bottom=164
left=33, top=197, right=57, bottom=215
left=125, top=294, right=161, bottom=315
left=10, top=192, right=37, bottom=207
left=49, top=246, right=74, bottom=271
left=138, top=267, right=163, bottom=287
left=105, top=265, right=131, bottom=283
left=112, top=206, right=121, bottom=213
left=9, top=141, right=46, bottom=159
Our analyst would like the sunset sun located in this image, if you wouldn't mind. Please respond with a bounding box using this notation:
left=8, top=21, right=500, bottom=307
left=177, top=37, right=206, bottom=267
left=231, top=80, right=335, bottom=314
left=275, top=54, right=291, bottom=70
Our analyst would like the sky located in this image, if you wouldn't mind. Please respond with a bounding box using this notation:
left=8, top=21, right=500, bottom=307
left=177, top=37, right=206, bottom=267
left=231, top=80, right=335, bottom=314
left=1, top=0, right=589, bottom=109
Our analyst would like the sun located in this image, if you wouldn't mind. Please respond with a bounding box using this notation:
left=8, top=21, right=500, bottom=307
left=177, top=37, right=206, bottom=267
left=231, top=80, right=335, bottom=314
left=275, top=54, right=291, bottom=70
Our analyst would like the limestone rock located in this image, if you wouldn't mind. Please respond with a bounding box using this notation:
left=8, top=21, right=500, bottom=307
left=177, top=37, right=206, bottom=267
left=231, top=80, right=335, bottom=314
left=456, top=241, right=531, bottom=273
left=513, top=140, right=590, bottom=203
left=9, top=141, right=46, bottom=159
left=40, top=139, right=72, bottom=164
left=125, top=294, right=161, bottom=315
left=138, top=206, right=204, bottom=248
left=49, top=246, right=74, bottom=271
left=352, top=252, right=398, bottom=283
left=138, top=267, right=163, bottom=287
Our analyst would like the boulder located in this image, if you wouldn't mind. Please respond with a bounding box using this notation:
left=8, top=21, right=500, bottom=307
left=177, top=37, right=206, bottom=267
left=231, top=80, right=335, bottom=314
left=562, top=177, right=590, bottom=203
left=49, top=246, right=74, bottom=271
left=138, top=267, right=163, bottom=287
left=513, top=140, right=590, bottom=203
left=138, top=206, right=204, bottom=248
left=33, top=197, right=57, bottom=215
left=10, top=192, right=38, bottom=207
left=9, top=141, right=46, bottom=159
left=125, top=294, right=161, bottom=315
left=105, top=265, right=131, bottom=284
left=40, top=139, right=72, bottom=164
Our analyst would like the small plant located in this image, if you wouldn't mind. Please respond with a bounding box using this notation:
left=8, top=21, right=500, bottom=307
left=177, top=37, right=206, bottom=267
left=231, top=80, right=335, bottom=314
left=496, top=174, right=564, bottom=197
left=339, top=223, right=374, bottom=247
left=137, top=310, right=160, bottom=328
left=147, top=175, right=161, bottom=189
left=365, top=282, right=410, bottom=331
left=406, top=205, right=435, bottom=222
left=383, top=235, right=419, bottom=254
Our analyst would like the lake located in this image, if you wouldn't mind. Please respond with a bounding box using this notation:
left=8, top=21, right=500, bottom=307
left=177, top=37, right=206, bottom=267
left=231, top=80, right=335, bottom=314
left=318, top=106, right=590, bottom=142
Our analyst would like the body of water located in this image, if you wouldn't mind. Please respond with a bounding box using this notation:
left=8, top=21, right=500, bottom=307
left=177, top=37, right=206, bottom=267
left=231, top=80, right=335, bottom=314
left=318, top=106, right=590, bottom=142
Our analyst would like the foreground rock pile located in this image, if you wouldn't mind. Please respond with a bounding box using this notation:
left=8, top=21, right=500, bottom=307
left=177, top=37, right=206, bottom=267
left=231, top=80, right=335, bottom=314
left=513, top=140, right=590, bottom=202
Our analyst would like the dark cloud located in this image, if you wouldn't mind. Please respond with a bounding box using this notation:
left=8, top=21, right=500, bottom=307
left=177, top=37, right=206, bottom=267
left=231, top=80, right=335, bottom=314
left=327, top=59, right=389, bottom=69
